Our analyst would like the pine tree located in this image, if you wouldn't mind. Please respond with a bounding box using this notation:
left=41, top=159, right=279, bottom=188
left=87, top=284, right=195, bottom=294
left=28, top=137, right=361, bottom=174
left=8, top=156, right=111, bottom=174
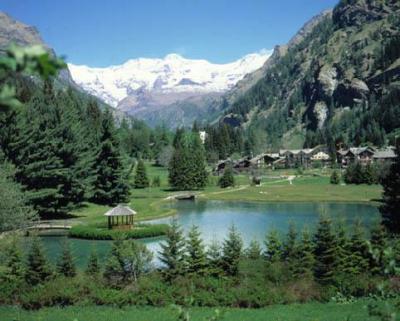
left=313, top=216, right=337, bottom=284
left=207, top=239, right=222, bottom=276
left=56, top=241, right=76, bottom=277
left=282, top=223, right=297, bottom=261
left=294, top=228, right=315, bottom=278
left=189, top=134, right=208, bottom=189
left=264, top=229, right=282, bottom=263
left=186, top=225, right=207, bottom=275
left=369, top=223, right=388, bottom=275
left=91, top=111, right=130, bottom=205
left=218, top=166, right=235, bottom=188
left=246, top=240, right=262, bottom=260
left=134, top=159, right=149, bottom=188
left=1, top=237, right=25, bottom=283
left=158, top=220, right=187, bottom=280
left=25, top=237, right=52, bottom=285
left=380, top=142, right=400, bottom=233
left=86, top=248, right=100, bottom=275
left=330, top=170, right=340, bottom=184
left=347, top=220, right=369, bottom=275
left=221, top=225, right=243, bottom=276
left=334, top=221, right=352, bottom=275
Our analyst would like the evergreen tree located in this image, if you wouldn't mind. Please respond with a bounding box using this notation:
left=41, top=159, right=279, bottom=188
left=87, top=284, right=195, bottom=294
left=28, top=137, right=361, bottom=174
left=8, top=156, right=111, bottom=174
left=313, top=216, right=337, bottom=284
left=186, top=225, right=207, bottom=275
left=189, top=134, right=208, bottom=189
left=91, top=111, right=129, bottom=205
left=207, top=239, right=222, bottom=276
left=168, top=146, right=191, bottom=190
left=25, top=237, right=52, bottom=285
left=218, top=166, right=235, bottom=188
left=334, top=221, right=352, bottom=274
left=56, top=241, right=76, bottom=277
left=158, top=220, right=187, bottom=280
left=330, top=170, right=340, bottom=184
left=369, top=223, right=388, bottom=275
left=134, top=159, right=149, bottom=188
left=347, top=220, right=369, bottom=275
left=264, top=229, right=282, bottom=263
left=246, top=240, right=262, bottom=260
left=294, top=228, right=315, bottom=278
left=86, top=248, right=100, bottom=276
left=380, top=142, right=400, bottom=233
left=282, top=223, right=297, bottom=261
left=152, top=175, right=161, bottom=187
left=1, top=237, right=25, bottom=284
left=221, top=225, right=243, bottom=276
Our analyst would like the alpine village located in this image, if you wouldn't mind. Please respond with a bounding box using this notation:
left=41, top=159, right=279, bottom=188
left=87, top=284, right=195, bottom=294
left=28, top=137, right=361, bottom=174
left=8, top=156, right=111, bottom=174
left=0, top=0, right=400, bottom=320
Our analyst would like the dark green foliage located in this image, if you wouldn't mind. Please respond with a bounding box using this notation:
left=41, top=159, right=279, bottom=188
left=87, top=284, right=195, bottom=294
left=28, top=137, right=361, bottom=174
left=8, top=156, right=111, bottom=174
left=313, top=216, right=337, bottom=284
left=207, top=239, right=223, bottom=276
left=0, top=162, right=37, bottom=231
left=90, top=111, right=130, bottom=205
left=86, top=249, right=100, bottom=275
left=330, top=170, right=340, bottom=184
left=221, top=225, right=243, bottom=276
left=168, top=129, right=208, bottom=190
left=264, top=229, right=282, bottom=263
left=334, top=222, right=352, bottom=275
left=104, top=238, right=153, bottom=285
left=347, top=220, right=369, bottom=275
left=218, top=166, right=235, bottom=188
left=25, top=237, right=52, bottom=286
left=134, top=159, right=149, bottom=189
left=186, top=225, right=207, bottom=275
left=56, top=241, right=76, bottom=277
left=158, top=220, right=187, bottom=280
left=380, top=143, right=400, bottom=233
left=69, top=223, right=168, bottom=240
left=245, top=240, right=262, bottom=260
left=368, top=224, right=388, bottom=275
left=294, top=228, right=315, bottom=278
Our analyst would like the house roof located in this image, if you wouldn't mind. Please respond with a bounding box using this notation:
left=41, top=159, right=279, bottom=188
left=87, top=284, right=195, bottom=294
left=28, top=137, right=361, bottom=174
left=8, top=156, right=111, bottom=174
left=373, top=149, right=396, bottom=159
left=104, top=205, right=137, bottom=217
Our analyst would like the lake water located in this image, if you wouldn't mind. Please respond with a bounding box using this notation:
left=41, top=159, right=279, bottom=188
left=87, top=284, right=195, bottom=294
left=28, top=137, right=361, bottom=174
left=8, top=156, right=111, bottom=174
left=36, top=201, right=379, bottom=268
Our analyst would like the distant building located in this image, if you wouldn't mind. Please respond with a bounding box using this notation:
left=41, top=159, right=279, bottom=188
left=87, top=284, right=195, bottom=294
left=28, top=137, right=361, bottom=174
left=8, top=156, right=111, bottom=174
left=337, top=147, right=375, bottom=167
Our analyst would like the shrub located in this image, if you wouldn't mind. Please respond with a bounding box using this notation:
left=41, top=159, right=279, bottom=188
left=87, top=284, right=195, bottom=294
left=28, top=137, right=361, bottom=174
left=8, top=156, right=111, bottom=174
left=218, top=166, right=235, bottom=188
left=152, top=176, right=161, bottom=187
left=69, top=223, right=168, bottom=240
left=330, top=170, right=340, bottom=184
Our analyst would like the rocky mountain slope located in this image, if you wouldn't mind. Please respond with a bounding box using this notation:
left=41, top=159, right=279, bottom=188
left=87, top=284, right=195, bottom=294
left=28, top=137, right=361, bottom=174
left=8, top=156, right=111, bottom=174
left=0, top=12, right=75, bottom=85
left=68, top=51, right=271, bottom=127
left=221, top=0, right=400, bottom=151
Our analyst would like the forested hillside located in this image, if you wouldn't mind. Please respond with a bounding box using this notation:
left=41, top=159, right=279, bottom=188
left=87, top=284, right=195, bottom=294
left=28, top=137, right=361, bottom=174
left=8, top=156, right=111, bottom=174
left=222, top=0, right=400, bottom=153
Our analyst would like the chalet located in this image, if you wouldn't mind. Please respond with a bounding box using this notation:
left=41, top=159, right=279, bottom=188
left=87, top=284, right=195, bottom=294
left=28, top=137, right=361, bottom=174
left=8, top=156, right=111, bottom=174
left=250, top=153, right=280, bottom=168
left=233, top=156, right=253, bottom=171
left=337, top=147, right=375, bottom=167
left=214, top=159, right=233, bottom=175
left=373, top=147, right=397, bottom=164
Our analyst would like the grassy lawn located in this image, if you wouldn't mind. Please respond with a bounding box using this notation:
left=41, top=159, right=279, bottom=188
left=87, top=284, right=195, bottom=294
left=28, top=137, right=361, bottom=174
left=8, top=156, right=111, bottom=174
left=66, top=162, right=382, bottom=226
left=0, top=299, right=397, bottom=321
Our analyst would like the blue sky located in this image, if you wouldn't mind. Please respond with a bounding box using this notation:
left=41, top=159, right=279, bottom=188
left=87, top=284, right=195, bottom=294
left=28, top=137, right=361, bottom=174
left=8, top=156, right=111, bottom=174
left=2, top=0, right=338, bottom=67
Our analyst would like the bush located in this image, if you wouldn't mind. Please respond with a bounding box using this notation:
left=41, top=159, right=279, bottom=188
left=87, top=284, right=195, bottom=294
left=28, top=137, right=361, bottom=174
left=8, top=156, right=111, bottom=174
left=218, top=166, right=235, bottom=188
left=69, top=223, right=168, bottom=240
left=330, top=170, right=340, bottom=184
left=152, top=176, right=161, bottom=187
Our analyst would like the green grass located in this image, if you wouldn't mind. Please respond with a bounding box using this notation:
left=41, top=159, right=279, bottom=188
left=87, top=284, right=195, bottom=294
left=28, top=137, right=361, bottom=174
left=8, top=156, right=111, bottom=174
left=65, top=163, right=382, bottom=228
left=0, top=299, right=397, bottom=321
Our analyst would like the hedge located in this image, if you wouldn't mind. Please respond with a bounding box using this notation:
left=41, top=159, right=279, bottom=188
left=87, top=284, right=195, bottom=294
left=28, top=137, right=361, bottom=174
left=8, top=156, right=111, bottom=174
left=69, top=223, right=168, bottom=240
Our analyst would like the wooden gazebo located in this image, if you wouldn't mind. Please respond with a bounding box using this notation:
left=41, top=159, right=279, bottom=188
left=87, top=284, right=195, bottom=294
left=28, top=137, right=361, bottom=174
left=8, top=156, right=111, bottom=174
left=105, top=205, right=137, bottom=229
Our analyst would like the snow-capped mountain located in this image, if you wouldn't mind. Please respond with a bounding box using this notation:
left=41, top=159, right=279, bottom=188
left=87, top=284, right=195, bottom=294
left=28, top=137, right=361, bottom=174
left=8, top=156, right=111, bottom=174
left=68, top=50, right=271, bottom=108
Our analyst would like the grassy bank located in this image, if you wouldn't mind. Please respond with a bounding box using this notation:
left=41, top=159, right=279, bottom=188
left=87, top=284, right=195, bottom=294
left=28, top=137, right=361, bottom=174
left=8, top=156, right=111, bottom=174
left=0, top=299, right=396, bottom=321
left=65, top=163, right=382, bottom=229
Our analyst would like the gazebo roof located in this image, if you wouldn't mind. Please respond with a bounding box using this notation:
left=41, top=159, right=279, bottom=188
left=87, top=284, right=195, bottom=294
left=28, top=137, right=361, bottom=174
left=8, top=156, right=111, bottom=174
left=104, top=205, right=137, bottom=217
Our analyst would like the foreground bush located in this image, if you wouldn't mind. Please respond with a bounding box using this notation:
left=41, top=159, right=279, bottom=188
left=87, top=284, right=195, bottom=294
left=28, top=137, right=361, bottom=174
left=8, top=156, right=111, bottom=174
left=69, top=223, right=168, bottom=240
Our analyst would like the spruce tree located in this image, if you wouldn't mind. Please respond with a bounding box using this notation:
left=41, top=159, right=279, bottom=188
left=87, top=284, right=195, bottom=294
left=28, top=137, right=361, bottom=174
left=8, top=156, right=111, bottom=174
left=86, top=248, right=100, bottom=276
left=347, top=220, right=369, bottom=275
left=264, top=229, right=282, bottom=263
left=218, top=166, right=235, bottom=188
left=369, top=223, right=388, bottom=275
left=335, top=221, right=352, bottom=274
left=294, top=228, right=315, bottom=278
left=282, top=223, right=297, bottom=261
left=207, top=239, right=222, bottom=276
left=380, top=142, right=400, bottom=233
left=91, top=111, right=130, bottom=205
left=189, top=134, right=208, bottom=189
left=313, top=216, right=337, bottom=284
left=186, top=225, right=207, bottom=274
left=158, top=220, right=187, bottom=280
left=246, top=240, right=262, bottom=260
left=25, top=237, right=52, bottom=285
left=221, top=224, right=243, bottom=276
left=56, top=241, right=76, bottom=277
left=134, top=159, right=149, bottom=188
left=1, top=237, right=25, bottom=283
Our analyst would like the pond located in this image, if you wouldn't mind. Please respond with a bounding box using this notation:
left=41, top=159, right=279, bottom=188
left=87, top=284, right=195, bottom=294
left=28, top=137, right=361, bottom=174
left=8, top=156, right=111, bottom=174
left=35, top=201, right=379, bottom=268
